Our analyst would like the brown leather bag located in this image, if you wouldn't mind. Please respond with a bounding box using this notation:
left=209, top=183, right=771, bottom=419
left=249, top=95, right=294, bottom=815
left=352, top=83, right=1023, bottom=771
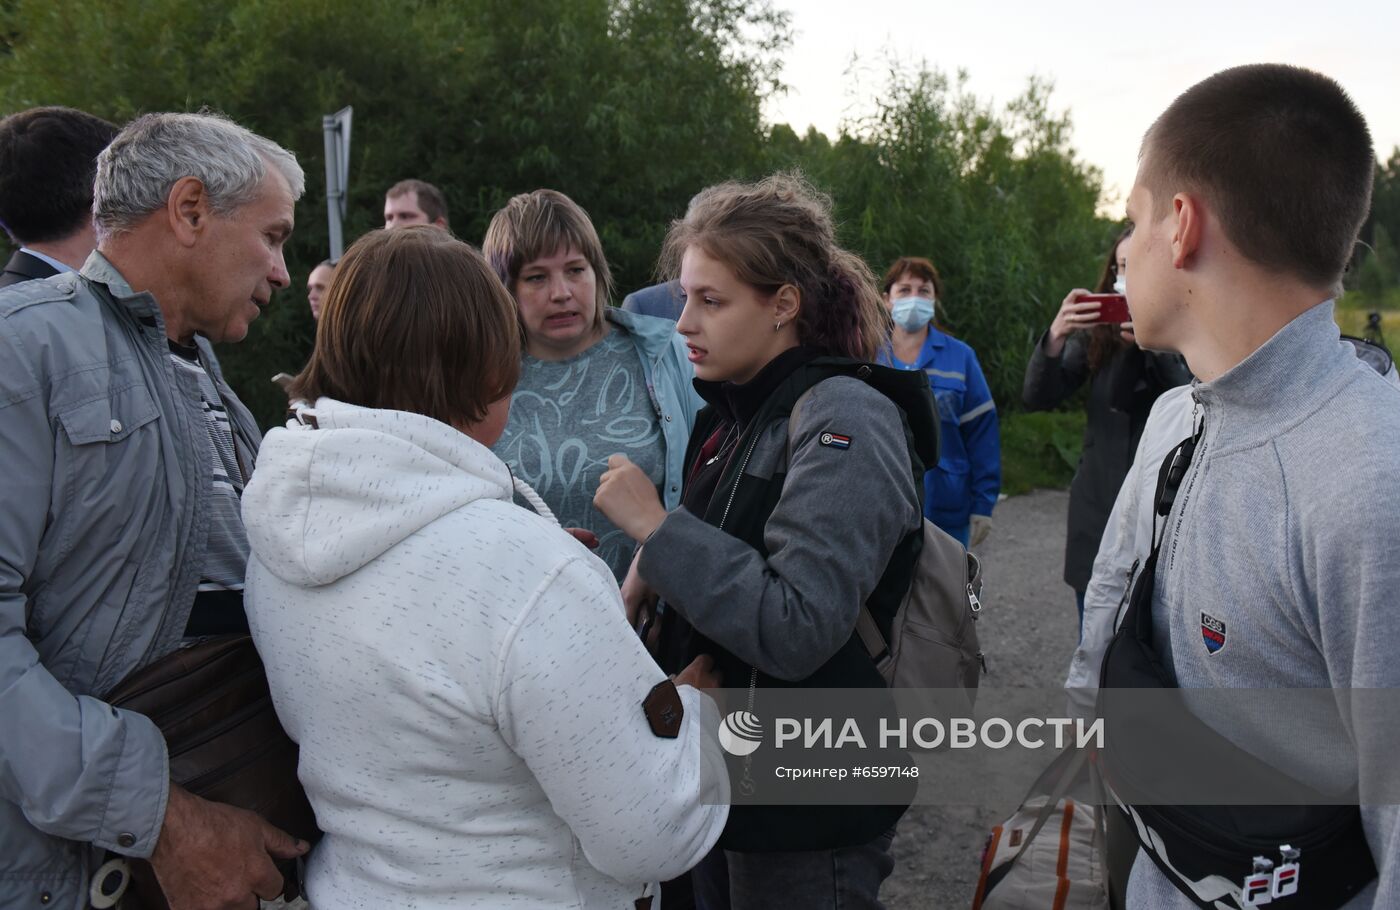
left=104, top=634, right=321, bottom=908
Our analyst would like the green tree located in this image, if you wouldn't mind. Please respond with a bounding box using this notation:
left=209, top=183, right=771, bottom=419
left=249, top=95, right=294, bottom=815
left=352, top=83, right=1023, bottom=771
left=1354, top=223, right=1398, bottom=300
left=1350, top=148, right=1400, bottom=308
left=0, top=1, right=1111, bottom=420
left=765, top=67, right=1116, bottom=405
left=0, top=0, right=789, bottom=426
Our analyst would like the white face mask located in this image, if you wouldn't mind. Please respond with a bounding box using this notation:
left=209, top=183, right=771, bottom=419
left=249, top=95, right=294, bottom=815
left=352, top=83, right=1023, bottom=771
left=891, top=296, right=935, bottom=332
left=1113, top=275, right=1127, bottom=296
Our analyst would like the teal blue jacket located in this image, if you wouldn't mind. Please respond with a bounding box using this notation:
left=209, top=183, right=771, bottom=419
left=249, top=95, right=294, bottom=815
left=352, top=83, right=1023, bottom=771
left=605, top=307, right=704, bottom=509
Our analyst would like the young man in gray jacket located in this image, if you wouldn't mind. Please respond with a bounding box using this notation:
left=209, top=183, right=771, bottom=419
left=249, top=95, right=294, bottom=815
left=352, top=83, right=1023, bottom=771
left=1115, top=65, right=1400, bottom=908
left=0, top=113, right=307, bottom=909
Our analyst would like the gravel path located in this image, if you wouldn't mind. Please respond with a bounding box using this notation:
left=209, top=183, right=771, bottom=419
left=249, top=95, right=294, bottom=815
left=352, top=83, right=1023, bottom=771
left=883, top=489, right=1079, bottom=908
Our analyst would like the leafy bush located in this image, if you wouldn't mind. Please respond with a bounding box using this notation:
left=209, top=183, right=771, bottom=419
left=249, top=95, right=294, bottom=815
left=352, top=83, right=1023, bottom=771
left=764, top=68, right=1119, bottom=413
left=1, top=0, right=1115, bottom=430
left=999, top=410, right=1086, bottom=496
left=0, top=0, right=790, bottom=426
left=1349, top=149, right=1400, bottom=312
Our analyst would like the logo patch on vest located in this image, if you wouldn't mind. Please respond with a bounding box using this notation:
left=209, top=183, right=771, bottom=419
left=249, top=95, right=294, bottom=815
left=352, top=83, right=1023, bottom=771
left=819, top=432, right=851, bottom=449
left=1201, top=612, right=1227, bottom=655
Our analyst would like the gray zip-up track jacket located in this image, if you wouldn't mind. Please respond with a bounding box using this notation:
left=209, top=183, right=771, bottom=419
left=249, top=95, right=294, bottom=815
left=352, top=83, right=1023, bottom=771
left=1127, top=302, right=1400, bottom=909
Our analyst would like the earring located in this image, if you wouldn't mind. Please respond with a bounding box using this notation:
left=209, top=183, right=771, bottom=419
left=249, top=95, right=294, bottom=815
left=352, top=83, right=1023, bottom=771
left=774, top=321, right=783, bottom=332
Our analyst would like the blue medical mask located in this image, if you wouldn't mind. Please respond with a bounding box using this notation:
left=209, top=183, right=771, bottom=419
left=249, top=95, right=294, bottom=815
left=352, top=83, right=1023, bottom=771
left=891, top=296, right=935, bottom=332
left=1113, top=275, right=1127, bottom=296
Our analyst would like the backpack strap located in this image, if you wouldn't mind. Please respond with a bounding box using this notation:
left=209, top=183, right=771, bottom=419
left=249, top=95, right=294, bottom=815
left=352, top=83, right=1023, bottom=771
left=853, top=610, right=890, bottom=663
left=785, top=385, right=816, bottom=469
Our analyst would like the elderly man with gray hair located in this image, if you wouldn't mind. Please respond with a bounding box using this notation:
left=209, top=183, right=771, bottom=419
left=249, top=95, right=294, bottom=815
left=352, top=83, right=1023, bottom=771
left=0, top=111, right=306, bottom=909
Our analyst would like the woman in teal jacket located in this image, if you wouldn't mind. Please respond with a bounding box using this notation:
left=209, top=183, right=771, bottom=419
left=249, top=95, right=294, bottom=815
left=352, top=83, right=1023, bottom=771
left=483, top=189, right=702, bottom=581
left=876, top=256, right=1000, bottom=548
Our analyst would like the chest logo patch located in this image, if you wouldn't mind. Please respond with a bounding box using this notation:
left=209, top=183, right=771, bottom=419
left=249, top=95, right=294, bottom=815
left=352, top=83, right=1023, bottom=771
left=819, top=432, right=851, bottom=449
left=1201, top=612, right=1227, bottom=655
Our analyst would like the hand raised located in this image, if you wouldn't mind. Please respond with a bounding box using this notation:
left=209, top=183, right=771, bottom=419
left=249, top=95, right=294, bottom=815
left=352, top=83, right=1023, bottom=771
left=593, top=454, right=668, bottom=543
left=1047, top=288, right=1102, bottom=354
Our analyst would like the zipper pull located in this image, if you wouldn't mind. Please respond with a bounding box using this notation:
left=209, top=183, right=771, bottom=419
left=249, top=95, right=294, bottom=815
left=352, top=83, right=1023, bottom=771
left=1123, top=558, right=1140, bottom=599
left=967, top=582, right=982, bottom=614
left=1114, top=557, right=1140, bottom=628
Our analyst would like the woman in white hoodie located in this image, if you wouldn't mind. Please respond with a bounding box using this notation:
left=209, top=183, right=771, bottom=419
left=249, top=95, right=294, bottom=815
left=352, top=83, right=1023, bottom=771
left=242, top=226, right=728, bottom=909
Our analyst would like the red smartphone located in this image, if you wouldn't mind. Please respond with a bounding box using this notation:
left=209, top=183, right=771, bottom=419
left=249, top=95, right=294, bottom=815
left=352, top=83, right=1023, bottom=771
left=1080, top=293, right=1130, bottom=324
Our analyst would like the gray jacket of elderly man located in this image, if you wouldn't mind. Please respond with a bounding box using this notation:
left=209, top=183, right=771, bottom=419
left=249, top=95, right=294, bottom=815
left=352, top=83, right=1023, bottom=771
left=0, top=252, right=262, bottom=909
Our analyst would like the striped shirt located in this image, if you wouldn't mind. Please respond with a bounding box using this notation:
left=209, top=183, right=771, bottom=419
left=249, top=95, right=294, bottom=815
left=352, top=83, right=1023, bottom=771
left=169, top=340, right=249, bottom=634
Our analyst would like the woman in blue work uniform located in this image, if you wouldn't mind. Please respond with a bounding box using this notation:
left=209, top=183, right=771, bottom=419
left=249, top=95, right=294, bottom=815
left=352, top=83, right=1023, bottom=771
left=877, top=256, right=1000, bottom=548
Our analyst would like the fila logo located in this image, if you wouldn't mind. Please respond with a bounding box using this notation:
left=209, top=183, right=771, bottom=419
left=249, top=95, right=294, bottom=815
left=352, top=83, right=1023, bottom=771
left=1242, top=872, right=1273, bottom=905
left=1241, top=848, right=1301, bottom=906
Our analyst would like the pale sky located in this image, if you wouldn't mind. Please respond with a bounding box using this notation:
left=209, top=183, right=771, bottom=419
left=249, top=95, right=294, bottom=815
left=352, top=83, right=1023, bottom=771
left=764, top=0, right=1400, bottom=217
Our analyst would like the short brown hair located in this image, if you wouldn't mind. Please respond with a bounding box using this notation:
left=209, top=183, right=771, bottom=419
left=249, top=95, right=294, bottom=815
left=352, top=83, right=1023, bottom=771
left=387, top=178, right=449, bottom=225
left=880, top=256, right=945, bottom=303
left=660, top=174, right=891, bottom=360
left=1139, top=64, right=1374, bottom=289
left=481, top=188, right=613, bottom=332
left=880, top=256, right=951, bottom=330
left=291, top=227, right=520, bottom=426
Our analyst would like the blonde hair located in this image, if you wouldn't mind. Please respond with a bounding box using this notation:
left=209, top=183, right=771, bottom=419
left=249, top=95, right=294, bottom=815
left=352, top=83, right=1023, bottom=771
left=481, top=189, right=613, bottom=333
left=660, top=174, right=890, bottom=360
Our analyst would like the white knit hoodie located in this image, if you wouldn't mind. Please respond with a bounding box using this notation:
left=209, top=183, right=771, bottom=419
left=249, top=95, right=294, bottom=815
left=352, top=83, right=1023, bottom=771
left=242, top=399, right=728, bottom=909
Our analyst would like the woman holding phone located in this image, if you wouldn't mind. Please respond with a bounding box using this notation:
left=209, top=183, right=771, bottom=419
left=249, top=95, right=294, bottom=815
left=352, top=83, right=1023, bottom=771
left=593, top=174, right=934, bottom=908
left=1022, top=230, right=1192, bottom=632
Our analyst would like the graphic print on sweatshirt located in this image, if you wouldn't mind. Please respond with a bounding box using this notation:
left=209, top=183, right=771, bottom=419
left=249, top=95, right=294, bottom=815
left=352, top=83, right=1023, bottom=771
left=494, top=330, right=666, bottom=580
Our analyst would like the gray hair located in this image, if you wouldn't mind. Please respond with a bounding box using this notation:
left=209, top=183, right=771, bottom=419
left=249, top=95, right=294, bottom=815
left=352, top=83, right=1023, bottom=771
left=93, top=111, right=304, bottom=240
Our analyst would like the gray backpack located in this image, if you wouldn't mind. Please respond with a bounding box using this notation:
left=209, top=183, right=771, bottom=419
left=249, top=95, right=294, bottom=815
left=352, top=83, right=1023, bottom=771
left=789, top=388, right=986, bottom=699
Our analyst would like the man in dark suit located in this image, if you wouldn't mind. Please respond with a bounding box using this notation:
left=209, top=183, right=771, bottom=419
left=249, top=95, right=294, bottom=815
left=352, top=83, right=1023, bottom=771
left=0, top=107, right=118, bottom=287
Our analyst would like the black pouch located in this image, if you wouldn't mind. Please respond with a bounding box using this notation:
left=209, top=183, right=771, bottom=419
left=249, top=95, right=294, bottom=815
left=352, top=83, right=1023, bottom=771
left=1096, top=430, right=1377, bottom=910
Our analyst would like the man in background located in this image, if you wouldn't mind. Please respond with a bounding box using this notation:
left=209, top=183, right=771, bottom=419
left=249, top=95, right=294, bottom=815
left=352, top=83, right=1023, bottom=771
left=0, top=106, right=118, bottom=286
left=307, top=258, right=335, bottom=320
left=384, top=178, right=448, bottom=229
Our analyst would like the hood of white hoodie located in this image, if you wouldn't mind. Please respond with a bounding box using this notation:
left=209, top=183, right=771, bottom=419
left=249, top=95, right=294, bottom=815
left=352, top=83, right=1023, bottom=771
left=242, top=398, right=515, bottom=588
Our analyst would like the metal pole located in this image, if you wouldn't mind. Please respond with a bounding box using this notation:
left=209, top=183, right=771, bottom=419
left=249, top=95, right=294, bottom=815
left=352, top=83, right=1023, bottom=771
left=321, top=107, right=352, bottom=261
left=322, top=114, right=344, bottom=262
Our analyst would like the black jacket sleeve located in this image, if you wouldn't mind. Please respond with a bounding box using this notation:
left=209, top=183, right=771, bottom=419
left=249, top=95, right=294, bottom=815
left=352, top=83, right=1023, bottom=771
left=1022, top=329, right=1090, bottom=411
